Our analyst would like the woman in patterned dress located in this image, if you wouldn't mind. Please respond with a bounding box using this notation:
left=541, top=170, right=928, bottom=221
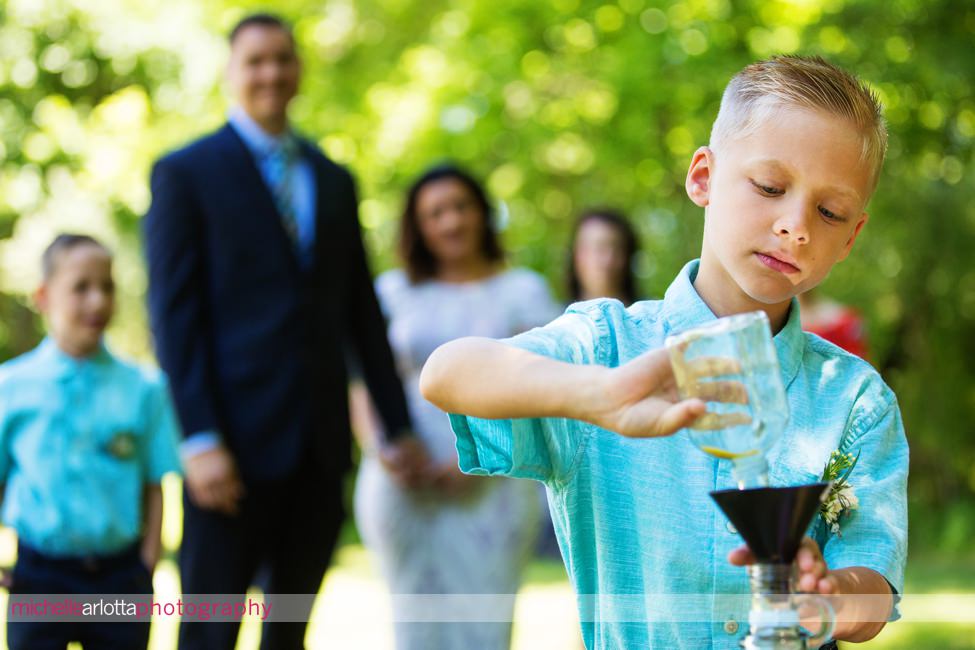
left=352, top=165, right=561, bottom=650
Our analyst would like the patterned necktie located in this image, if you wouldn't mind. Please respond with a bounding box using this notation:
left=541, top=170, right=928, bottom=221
left=265, top=137, right=300, bottom=250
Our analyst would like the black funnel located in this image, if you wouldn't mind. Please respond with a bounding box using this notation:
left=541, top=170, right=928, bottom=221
left=710, top=483, right=830, bottom=564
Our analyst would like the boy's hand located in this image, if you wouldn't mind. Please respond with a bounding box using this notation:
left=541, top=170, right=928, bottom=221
left=728, top=537, right=839, bottom=594
left=140, top=538, right=161, bottom=574
left=184, top=445, right=245, bottom=516
left=587, top=348, right=709, bottom=438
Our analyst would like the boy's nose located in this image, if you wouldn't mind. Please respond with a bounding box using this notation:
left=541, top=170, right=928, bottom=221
left=772, top=207, right=810, bottom=244
left=88, top=290, right=112, bottom=309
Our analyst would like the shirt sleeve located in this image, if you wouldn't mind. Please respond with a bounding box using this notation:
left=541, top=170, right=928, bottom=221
left=448, top=302, right=612, bottom=486
left=820, top=388, right=909, bottom=594
left=140, top=373, right=184, bottom=482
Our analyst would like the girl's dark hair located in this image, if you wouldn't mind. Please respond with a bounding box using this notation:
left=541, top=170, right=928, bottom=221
left=566, top=208, right=640, bottom=304
left=399, top=165, right=504, bottom=283
left=42, top=233, right=111, bottom=281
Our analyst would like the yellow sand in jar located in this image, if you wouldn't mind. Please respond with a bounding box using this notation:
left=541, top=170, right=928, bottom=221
left=699, top=446, right=759, bottom=460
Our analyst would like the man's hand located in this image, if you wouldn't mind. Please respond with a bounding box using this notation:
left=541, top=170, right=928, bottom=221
left=429, top=461, right=484, bottom=499
left=378, top=435, right=432, bottom=488
left=184, top=445, right=245, bottom=515
left=585, top=348, right=709, bottom=438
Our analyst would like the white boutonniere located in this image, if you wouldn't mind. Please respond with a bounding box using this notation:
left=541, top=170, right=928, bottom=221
left=820, top=449, right=860, bottom=536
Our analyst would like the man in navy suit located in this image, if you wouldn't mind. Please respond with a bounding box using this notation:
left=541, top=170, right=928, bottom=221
left=143, top=14, right=427, bottom=649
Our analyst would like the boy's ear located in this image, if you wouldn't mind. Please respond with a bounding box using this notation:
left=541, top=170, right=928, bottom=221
left=33, top=285, right=48, bottom=313
left=685, top=146, right=713, bottom=208
left=837, top=211, right=869, bottom=261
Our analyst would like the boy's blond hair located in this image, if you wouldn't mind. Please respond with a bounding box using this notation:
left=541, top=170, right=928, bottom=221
left=709, top=55, right=887, bottom=192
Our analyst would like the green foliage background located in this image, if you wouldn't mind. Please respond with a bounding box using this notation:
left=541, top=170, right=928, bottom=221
left=1, top=0, right=973, bottom=556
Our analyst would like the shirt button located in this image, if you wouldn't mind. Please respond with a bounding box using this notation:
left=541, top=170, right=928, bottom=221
left=723, top=618, right=739, bottom=635
left=726, top=521, right=737, bottom=534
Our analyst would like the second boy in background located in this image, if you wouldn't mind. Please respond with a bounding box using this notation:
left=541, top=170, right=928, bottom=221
left=0, top=234, right=181, bottom=650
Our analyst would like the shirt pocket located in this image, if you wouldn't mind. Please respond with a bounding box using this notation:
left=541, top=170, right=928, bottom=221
left=96, top=428, right=141, bottom=464
left=90, top=387, right=146, bottom=470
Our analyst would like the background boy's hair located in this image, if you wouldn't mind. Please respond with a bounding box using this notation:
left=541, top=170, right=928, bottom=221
left=42, top=234, right=111, bottom=281
left=709, top=55, right=887, bottom=192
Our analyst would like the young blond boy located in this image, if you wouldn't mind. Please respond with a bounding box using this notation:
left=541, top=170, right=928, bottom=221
left=421, top=56, right=907, bottom=649
left=0, top=234, right=181, bottom=650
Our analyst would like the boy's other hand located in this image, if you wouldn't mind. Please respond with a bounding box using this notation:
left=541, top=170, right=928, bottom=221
left=728, top=537, right=839, bottom=594
left=184, top=445, right=245, bottom=516
left=590, top=348, right=707, bottom=437
left=140, top=539, right=161, bottom=574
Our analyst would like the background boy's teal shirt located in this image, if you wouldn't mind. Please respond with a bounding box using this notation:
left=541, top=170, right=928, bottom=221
left=449, top=260, right=908, bottom=649
left=0, top=337, right=181, bottom=556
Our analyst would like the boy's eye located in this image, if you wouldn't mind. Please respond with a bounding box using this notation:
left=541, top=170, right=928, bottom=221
left=751, top=180, right=784, bottom=196
left=818, top=206, right=845, bottom=222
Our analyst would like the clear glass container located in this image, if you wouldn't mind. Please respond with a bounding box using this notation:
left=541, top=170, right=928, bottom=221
left=744, top=564, right=835, bottom=650
left=665, top=311, right=789, bottom=488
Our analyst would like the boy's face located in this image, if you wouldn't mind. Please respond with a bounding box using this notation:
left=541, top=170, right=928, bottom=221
left=35, top=245, right=115, bottom=357
left=686, top=108, right=872, bottom=319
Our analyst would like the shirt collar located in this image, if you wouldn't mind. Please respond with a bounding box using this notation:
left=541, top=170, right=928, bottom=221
left=228, top=106, right=298, bottom=160
left=37, top=336, right=114, bottom=378
left=662, top=259, right=804, bottom=388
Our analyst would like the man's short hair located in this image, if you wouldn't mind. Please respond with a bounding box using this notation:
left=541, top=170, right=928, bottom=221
left=709, top=55, right=887, bottom=192
left=229, top=13, right=293, bottom=45
left=42, top=233, right=111, bottom=281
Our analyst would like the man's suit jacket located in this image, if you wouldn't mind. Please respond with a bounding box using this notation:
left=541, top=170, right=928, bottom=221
left=143, top=124, right=410, bottom=483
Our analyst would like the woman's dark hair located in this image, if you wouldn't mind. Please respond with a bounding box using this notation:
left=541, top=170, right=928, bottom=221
left=399, top=165, right=504, bottom=283
left=566, top=208, right=639, bottom=304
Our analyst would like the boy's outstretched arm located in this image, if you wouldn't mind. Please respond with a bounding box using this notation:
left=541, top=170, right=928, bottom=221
left=420, top=337, right=708, bottom=438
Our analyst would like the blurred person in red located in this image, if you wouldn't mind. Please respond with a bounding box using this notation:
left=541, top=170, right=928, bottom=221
left=798, top=288, right=870, bottom=359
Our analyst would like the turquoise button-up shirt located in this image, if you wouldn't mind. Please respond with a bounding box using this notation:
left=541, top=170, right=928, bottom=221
left=0, top=338, right=181, bottom=557
left=449, top=260, right=908, bottom=649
